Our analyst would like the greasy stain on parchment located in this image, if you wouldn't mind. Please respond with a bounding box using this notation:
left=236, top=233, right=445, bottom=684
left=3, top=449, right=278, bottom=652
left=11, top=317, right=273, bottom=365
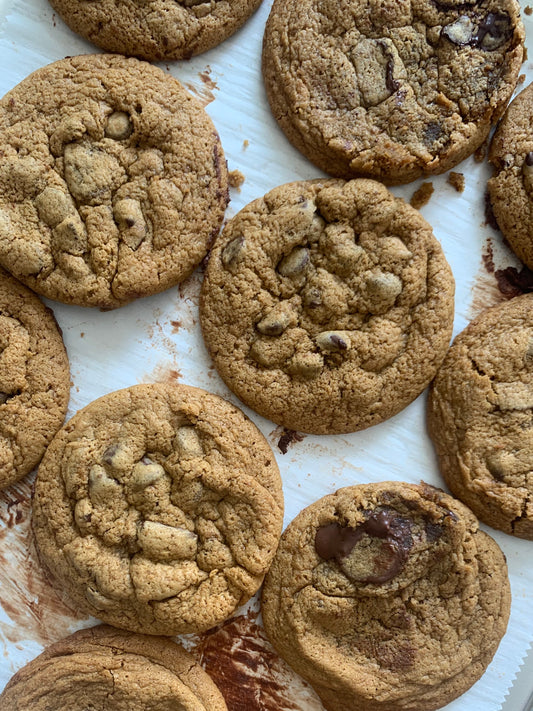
left=193, top=609, right=324, bottom=710
left=0, top=478, right=87, bottom=649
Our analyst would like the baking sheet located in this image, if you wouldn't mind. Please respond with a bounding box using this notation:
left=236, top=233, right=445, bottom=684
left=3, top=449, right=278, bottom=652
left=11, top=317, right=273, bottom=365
left=0, top=0, right=533, bottom=708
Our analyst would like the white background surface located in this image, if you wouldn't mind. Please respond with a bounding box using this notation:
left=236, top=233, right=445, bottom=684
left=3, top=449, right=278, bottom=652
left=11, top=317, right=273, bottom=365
left=0, top=0, right=532, bottom=708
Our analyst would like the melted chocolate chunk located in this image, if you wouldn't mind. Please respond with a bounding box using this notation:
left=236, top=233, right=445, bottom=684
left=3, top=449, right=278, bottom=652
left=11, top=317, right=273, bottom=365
left=472, top=12, right=512, bottom=50
left=385, top=58, right=399, bottom=94
left=315, top=509, right=413, bottom=584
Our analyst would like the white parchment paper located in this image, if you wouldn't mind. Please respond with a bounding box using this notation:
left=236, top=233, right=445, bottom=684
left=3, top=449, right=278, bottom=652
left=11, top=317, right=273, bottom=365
left=0, top=0, right=532, bottom=708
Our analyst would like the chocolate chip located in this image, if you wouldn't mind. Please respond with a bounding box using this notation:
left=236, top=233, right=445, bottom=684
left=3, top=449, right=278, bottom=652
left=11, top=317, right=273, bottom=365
left=315, top=509, right=413, bottom=584
left=277, top=246, right=310, bottom=276
left=526, top=152, right=533, bottom=167
left=473, top=12, right=512, bottom=51
left=315, top=331, right=350, bottom=351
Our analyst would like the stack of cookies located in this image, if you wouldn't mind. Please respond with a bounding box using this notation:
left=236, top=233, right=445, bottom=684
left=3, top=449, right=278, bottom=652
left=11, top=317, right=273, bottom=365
left=0, top=0, right=532, bottom=709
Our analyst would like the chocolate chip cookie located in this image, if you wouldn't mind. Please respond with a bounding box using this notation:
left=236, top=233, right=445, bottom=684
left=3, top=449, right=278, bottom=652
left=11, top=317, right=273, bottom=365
left=261, top=481, right=511, bottom=711
left=200, top=179, right=454, bottom=434
left=0, top=268, right=70, bottom=490
left=428, top=294, right=533, bottom=539
left=0, top=625, right=227, bottom=710
left=488, top=81, right=533, bottom=269
left=32, top=383, right=283, bottom=635
left=0, top=54, right=228, bottom=309
left=262, top=0, right=524, bottom=184
left=48, top=0, right=262, bottom=61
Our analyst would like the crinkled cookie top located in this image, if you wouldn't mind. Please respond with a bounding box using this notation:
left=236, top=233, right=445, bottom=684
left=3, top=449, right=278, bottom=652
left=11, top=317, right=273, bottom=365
left=262, top=0, right=524, bottom=183
left=200, top=179, right=454, bottom=434
left=0, top=54, right=228, bottom=308
left=32, top=383, right=283, bottom=635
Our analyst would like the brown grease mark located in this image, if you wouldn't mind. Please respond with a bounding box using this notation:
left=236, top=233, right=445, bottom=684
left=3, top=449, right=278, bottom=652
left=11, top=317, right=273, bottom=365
left=145, top=362, right=183, bottom=385
left=0, top=478, right=87, bottom=648
left=194, top=612, right=323, bottom=711
left=270, top=427, right=306, bottom=454
left=184, top=67, right=218, bottom=107
left=409, top=181, right=434, bottom=209
left=468, top=240, right=507, bottom=318
left=170, top=320, right=182, bottom=333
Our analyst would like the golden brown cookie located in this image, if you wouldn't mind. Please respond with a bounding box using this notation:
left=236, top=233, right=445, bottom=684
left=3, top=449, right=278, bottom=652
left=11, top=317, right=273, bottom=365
left=48, top=0, right=262, bottom=61
left=200, top=178, right=454, bottom=434
left=428, top=294, right=533, bottom=539
left=262, top=0, right=524, bottom=184
left=261, top=481, right=511, bottom=711
left=488, top=81, right=533, bottom=269
left=0, top=267, right=70, bottom=490
left=0, top=625, right=227, bottom=710
left=0, top=54, right=228, bottom=309
left=32, top=383, right=284, bottom=635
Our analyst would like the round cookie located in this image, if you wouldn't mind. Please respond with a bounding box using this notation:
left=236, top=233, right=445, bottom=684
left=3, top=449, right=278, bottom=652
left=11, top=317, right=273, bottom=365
left=261, top=481, right=511, bottom=711
left=200, top=178, right=454, bottom=435
left=48, top=0, right=262, bottom=61
left=262, top=0, right=524, bottom=184
left=0, top=267, right=70, bottom=490
left=0, top=624, right=227, bottom=710
left=0, top=54, right=229, bottom=309
left=428, top=294, right=533, bottom=539
left=32, top=383, right=284, bottom=635
left=488, top=81, right=533, bottom=269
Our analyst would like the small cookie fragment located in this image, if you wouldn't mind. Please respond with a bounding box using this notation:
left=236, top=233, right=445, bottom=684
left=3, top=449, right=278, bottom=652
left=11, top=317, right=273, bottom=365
left=47, top=0, right=262, bottom=61
left=447, top=171, right=465, bottom=193
left=32, top=383, right=283, bottom=635
left=0, top=54, right=228, bottom=308
left=262, top=482, right=510, bottom=711
left=0, top=625, right=227, bottom=710
left=262, top=0, right=524, bottom=184
left=488, top=81, right=533, bottom=269
left=409, top=182, right=434, bottom=209
left=0, top=268, right=70, bottom=489
left=428, top=294, right=533, bottom=539
left=200, top=178, right=454, bottom=434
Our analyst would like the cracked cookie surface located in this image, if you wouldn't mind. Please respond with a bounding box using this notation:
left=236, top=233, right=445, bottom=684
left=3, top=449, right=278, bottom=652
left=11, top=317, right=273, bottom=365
left=262, top=0, right=524, bottom=184
left=32, top=383, right=283, bottom=635
left=200, top=179, right=454, bottom=434
left=428, top=294, right=533, bottom=539
left=488, top=81, right=533, bottom=269
left=0, top=54, right=228, bottom=309
left=0, top=267, right=70, bottom=490
left=48, top=0, right=262, bottom=61
left=0, top=624, right=228, bottom=710
left=261, top=481, right=510, bottom=711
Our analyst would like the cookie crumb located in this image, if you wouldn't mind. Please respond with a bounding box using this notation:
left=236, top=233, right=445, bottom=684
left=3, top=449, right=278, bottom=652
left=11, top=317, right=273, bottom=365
left=524, top=46, right=529, bottom=61
left=447, top=172, right=465, bottom=193
left=242, top=139, right=249, bottom=150
left=277, top=428, right=304, bottom=454
left=525, top=5, right=532, bottom=15
left=228, top=169, right=245, bottom=189
left=518, top=73, right=526, bottom=85
left=474, top=140, right=489, bottom=163
left=410, top=182, right=434, bottom=209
